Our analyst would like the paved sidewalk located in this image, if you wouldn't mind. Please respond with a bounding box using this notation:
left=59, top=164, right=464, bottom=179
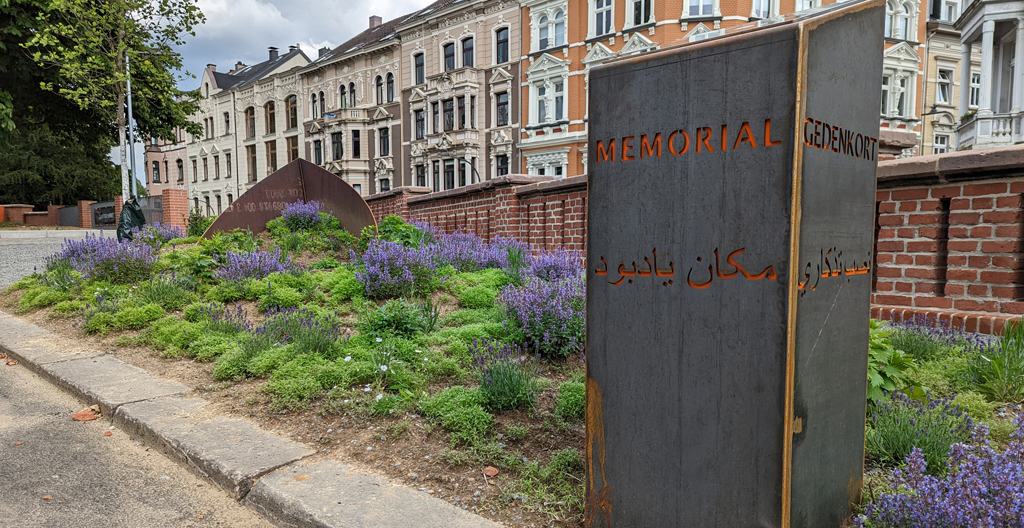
left=0, top=230, right=112, bottom=287
left=0, top=310, right=504, bottom=528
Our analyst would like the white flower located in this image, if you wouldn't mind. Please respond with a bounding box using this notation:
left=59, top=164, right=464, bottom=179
left=380, top=365, right=388, bottom=372
left=375, top=337, right=383, bottom=343
left=423, top=357, right=429, bottom=362
left=363, top=387, right=371, bottom=392
left=344, top=356, right=352, bottom=362
left=375, top=393, right=384, bottom=401
left=343, top=399, right=351, bottom=403
left=415, top=349, right=422, bottom=354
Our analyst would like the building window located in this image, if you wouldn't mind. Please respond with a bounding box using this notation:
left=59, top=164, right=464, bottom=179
left=205, top=196, right=210, bottom=214
left=797, top=0, right=814, bottom=10
left=537, top=85, right=548, bottom=123
left=340, top=86, right=347, bottom=109
left=943, top=0, right=957, bottom=22
left=540, top=16, right=551, bottom=49
left=227, top=194, right=233, bottom=205
left=319, top=90, right=325, bottom=114
left=432, top=160, right=440, bottom=191
left=458, top=96, right=466, bottom=129
left=970, top=73, right=980, bottom=107
left=414, top=53, right=425, bottom=85
left=223, top=112, right=230, bottom=134
left=177, top=159, right=184, bottom=182
left=937, top=69, right=951, bottom=104
left=216, top=195, right=222, bottom=214
left=352, top=130, right=361, bottom=158
left=375, top=76, right=383, bottom=105
left=353, top=184, right=361, bottom=194
left=470, top=96, right=476, bottom=128
left=934, top=134, right=949, bottom=154
left=286, top=95, right=298, bottom=129
left=311, top=93, right=319, bottom=119
left=555, top=166, right=563, bottom=177
left=444, top=42, right=456, bottom=71
left=687, top=0, right=712, bottom=16
left=265, top=101, right=276, bottom=133
left=380, top=178, right=391, bottom=191
left=458, top=160, right=467, bottom=187
left=192, top=160, right=197, bottom=182
left=194, top=197, right=199, bottom=211
left=379, top=127, right=390, bottom=157
left=348, top=83, right=356, bottom=106
left=496, top=155, right=509, bottom=176
left=245, top=107, right=255, bottom=138
left=881, top=75, right=890, bottom=115
left=594, top=0, right=613, bottom=36
left=225, top=153, right=231, bottom=178
left=555, top=11, right=566, bottom=46
left=332, top=132, right=343, bottom=160
left=630, top=0, right=652, bottom=26
left=443, top=99, right=454, bottom=131
left=752, top=0, right=770, bottom=18
left=899, top=4, right=911, bottom=40
left=496, top=92, right=509, bottom=126
left=496, top=27, right=509, bottom=63
left=266, top=141, right=277, bottom=173
left=415, top=110, right=425, bottom=139
left=885, top=2, right=894, bottom=37
left=314, top=140, right=322, bottom=165
left=214, top=155, right=220, bottom=179
left=286, top=136, right=299, bottom=162
left=896, top=77, right=907, bottom=117
left=246, top=145, right=257, bottom=182
left=462, top=38, right=474, bottom=67
left=432, top=102, right=440, bottom=133
left=202, top=157, right=208, bottom=181
left=386, top=73, right=394, bottom=102
left=555, top=82, right=564, bottom=121
left=444, top=159, right=455, bottom=190
left=416, top=165, right=426, bottom=186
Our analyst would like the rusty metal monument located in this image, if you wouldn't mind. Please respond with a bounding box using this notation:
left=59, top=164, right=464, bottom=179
left=585, top=1, right=883, bottom=526
left=202, top=159, right=376, bottom=237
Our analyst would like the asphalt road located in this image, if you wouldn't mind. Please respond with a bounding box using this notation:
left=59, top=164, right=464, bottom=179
left=0, top=240, right=64, bottom=288
left=0, top=361, right=275, bottom=528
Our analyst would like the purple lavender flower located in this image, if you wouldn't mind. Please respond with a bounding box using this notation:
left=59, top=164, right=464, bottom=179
left=52, top=234, right=157, bottom=284
left=352, top=239, right=436, bottom=298
left=215, top=247, right=294, bottom=284
left=281, top=200, right=325, bottom=231
left=499, top=275, right=585, bottom=358
left=530, top=247, right=584, bottom=282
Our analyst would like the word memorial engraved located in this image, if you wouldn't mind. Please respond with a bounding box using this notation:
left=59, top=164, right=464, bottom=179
left=585, top=1, right=884, bottom=527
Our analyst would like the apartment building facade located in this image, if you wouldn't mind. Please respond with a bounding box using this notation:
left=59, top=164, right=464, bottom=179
left=144, top=129, right=189, bottom=197
left=186, top=47, right=310, bottom=214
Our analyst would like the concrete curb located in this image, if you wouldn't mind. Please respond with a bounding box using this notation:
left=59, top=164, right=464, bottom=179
left=0, top=310, right=505, bottom=528
left=0, top=229, right=107, bottom=240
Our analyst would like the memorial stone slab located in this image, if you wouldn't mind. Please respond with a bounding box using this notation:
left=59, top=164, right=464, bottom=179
left=585, top=1, right=883, bottom=526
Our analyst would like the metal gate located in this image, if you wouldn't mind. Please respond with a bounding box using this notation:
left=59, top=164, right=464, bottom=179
left=137, top=196, right=163, bottom=224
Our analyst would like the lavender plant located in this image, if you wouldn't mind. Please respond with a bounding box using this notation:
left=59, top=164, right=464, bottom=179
left=134, top=223, right=186, bottom=247
left=281, top=200, right=326, bottom=231
left=256, top=307, right=344, bottom=357
left=530, top=247, right=584, bottom=282
left=885, top=312, right=995, bottom=362
left=56, top=234, right=157, bottom=284
left=857, top=420, right=1024, bottom=527
left=215, top=247, right=293, bottom=284
left=352, top=239, right=438, bottom=298
left=471, top=338, right=537, bottom=411
left=866, top=391, right=975, bottom=475
left=500, top=275, right=585, bottom=359
left=426, top=231, right=486, bottom=272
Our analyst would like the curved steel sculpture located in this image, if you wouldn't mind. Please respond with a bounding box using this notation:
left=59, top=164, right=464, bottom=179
left=202, top=159, right=377, bottom=238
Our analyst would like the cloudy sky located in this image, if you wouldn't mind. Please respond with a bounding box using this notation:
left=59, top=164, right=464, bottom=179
left=116, top=0, right=434, bottom=188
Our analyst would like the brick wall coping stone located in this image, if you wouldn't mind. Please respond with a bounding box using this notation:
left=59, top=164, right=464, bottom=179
left=0, top=204, right=34, bottom=208
left=363, top=186, right=433, bottom=203
left=514, top=175, right=588, bottom=197
left=877, top=144, right=1024, bottom=185
left=405, top=174, right=555, bottom=205
left=871, top=305, right=1014, bottom=336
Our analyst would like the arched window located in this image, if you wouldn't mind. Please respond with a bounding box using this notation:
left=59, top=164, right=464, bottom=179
left=899, top=4, right=910, bottom=39
left=375, top=76, right=384, bottom=105
left=311, top=93, right=319, bottom=119
left=204, top=83, right=209, bottom=97
left=244, top=107, right=255, bottom=138
left=885, top=2, right=894, bottom=37
left=319, top=91, right=325, bottom=114
left=340, top=86, right=347, bottom=109
left=176, top=159, right=184, bottom=182
left=152, top=161, right=160, bottom=183
left=539, top=16, right=550, bottom=49
left=286, top=95, right=297, bottom=129
left=555, top=11, right=566, bottom=46
left=265, top=101, right=276, bottom=133
left=349, top=83, right=356, bottom=106
left=386, top=74, right=394, bottom=102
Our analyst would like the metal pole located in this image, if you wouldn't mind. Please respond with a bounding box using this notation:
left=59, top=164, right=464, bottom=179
left=126, top=53, right=139, bottom=199
left=459, top=156, right=480, bottom=184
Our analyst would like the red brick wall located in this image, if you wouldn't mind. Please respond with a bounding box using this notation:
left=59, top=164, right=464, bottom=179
left=114, top=195, right=124, bottom=225
left=78, top=200, right=96, bottom=229
left=365, top=175, right=588, bottom=253
left=161, top=188, right=188, bottom=231
left=3, top=205, right=32, bottom=224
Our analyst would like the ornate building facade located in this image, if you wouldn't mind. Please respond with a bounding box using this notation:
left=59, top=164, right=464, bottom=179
left=144, top=129, right=188, bottom=198
left=186, top=47, right=309, bottom=214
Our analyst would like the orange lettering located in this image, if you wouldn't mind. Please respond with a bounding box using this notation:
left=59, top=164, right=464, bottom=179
left=668, top=130, right=689, bottom=155
left=640, top=133, right=662, bottom=158
left=622, top=136, right=635, bottom=161
left=697, top=127, right=714, bottom=153
left=596, top=139, right=616, bottom=163
left=803, top=118, right=814, bottom=146
left=765, top=119, right=782, bottom=147
left=721, top=124, right=728, bottom=151
left=733, top=122, right=758, bottom=150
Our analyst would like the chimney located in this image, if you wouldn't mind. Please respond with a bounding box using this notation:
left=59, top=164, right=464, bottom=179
left=207, top=63, right=216, bottom=72
left=269, top=46, right=279, bottom=61
left=234, top=61, right=245, bottom=71
left=288, top=44, right=298, bottom=52
left=318, top=47, right=330, bottom=58
left=369, top=15, right=382, bottom=28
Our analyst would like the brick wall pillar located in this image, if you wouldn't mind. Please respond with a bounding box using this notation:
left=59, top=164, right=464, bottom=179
left=113, top=195, right=123, bottom=224
left=78, top=200, right=96, bottom=228
left=161, top=188, right=188, bottom=232
left=46, top=205, right=61, bottom=226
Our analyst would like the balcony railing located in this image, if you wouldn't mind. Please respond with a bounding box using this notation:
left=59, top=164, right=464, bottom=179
left=955, top=112, right=1022, bottom=149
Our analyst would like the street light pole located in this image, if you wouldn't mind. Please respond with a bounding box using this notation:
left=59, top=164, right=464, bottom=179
left=440, top=153, right=480, bottom=184
left=126, top=53, right=139, bottom=199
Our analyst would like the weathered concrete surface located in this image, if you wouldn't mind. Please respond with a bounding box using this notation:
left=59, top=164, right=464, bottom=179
left=0, top=310, right=105, bottom=371
left=877, top=142, right=1024, bottom=183
left=42, top=356, right=189, bottom=416
left=115, top=397, right=314, bottom=499
left=0, top=359, right=275, bottom=527
left=244, top=461, right=503, bottom=528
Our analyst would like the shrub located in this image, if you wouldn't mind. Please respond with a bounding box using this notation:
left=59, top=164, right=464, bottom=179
left=183, top=301, right=223, bottom=323
left=857, top=421, right=1024, bottom=527
left=530, top=247, right=583, bottom=282
left=353, top=239, right=439, bottom=298
left=866, top=391, right=974, bottom=475
left=500, top=276, right=585, bottom=358
left=56, top=234, right=156, bottom=284
left=50, top=300, right=84, bottom=317
left=280, top=200, right=326, bottom=231
left=359, top=299, right=424, bottom=339
left=420, top=386, right=493, bottom=446
left=257, top=284, right=304, bottom=312
left=321, top=266, right=364, bottom=303
left=137, top=274, right=196, bottom=311
left=885, top=312, right=994, bottom=363
left=216, top=247, right=294, bottom=284
left=115, top=304, right=167, bottom=330
left=18, top=284, right=71, bottom=312
left=868, top=320, right=917, bottom=403
left=81, top=293, right=123, bottom=335
left=471, top=339, right=536, bottom=412
left=359, top=215, right=432, bottom=251
left=973, top=318, right=1024, bottom=403
left=458, top=286, right=496, bottom=309
left=311, top=256, right=340, bottom=270
left=186, top=209, right=215, bottom=237
left=555, top=380, right=586, bottom=421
